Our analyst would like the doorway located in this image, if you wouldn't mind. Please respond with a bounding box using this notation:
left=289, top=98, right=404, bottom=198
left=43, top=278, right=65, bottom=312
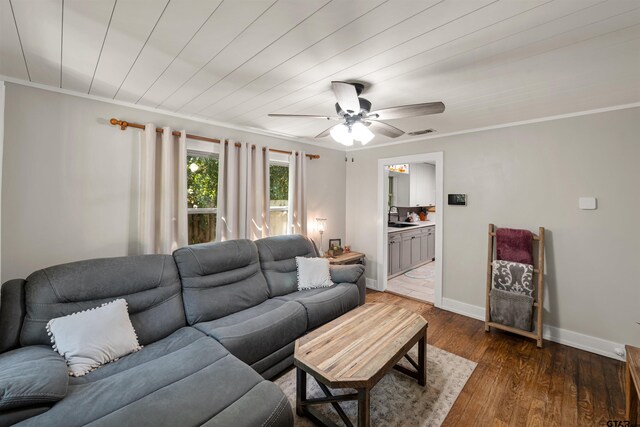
left=376, top=152, right=443, bottom=306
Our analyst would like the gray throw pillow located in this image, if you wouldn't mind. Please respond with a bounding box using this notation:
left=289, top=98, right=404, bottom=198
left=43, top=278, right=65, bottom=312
left=0, top=346, right=69, bottom=410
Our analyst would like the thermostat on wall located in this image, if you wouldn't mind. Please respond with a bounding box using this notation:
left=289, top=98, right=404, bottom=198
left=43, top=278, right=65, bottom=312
left=448, top=194, right=467, bottom=206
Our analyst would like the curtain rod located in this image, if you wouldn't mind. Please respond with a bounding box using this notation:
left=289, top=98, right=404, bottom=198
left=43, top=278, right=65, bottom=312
left=109, top=118, right=320, bottom=160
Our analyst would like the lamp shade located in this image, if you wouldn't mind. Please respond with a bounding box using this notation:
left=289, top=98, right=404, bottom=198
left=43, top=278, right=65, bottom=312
left=315, top=218, right=327, bottom=233
left=330, top=124, right=353, bottom=146
left=351, top=122, right=374, bottom=145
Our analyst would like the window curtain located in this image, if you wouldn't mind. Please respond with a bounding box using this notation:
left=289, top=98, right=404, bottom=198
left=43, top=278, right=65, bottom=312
left=246, top=144, right=270, bottom=240
left=288, top=150, right=307, bottom=235
left=139, top=124, right=188, bottom=254
left=216, top=139, right=247, bottom=241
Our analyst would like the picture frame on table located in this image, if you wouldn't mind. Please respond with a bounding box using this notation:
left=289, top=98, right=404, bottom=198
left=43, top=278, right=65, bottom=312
left=328, top=239, right=341, bottom=250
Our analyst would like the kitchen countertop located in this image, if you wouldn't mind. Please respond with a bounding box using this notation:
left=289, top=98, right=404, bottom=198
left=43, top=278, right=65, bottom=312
left=388, top=220, right=435, bottom=234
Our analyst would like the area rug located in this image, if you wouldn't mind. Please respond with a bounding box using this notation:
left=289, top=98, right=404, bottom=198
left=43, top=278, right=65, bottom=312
left=404, top=263, right=436, bottom=280
left=274, top=344, right=476, bottom=426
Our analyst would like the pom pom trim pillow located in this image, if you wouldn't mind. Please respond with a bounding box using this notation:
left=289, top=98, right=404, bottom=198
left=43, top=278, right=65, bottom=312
left=296, top=256, right=334, bottom=290
left=46, top=299, right=142, bottom=377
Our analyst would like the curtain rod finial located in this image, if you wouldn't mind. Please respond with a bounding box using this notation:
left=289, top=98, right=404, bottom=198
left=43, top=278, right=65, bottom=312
left=110, top=118, right=128, bottom=130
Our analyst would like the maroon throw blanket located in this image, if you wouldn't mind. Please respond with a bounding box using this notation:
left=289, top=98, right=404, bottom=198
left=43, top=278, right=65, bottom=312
left=496, top=228, right=533, bottom=265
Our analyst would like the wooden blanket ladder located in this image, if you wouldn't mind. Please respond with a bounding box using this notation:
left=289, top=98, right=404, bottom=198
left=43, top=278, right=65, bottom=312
left=485, top=224, right=545, bottom=348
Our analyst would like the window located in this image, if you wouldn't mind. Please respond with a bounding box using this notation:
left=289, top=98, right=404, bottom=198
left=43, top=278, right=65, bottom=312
left=187, top=152, right=218, bottom=244
left=185, top=150, right=290, bottom=243
left=269, top=162, right=289, bottom=236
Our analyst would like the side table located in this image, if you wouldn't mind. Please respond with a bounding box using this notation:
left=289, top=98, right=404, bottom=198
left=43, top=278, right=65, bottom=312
left=326, top=251, right=365, bottom=265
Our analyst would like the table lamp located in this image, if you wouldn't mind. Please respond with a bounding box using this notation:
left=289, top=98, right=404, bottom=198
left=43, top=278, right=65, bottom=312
left=315, top=218, right=327, bottom=254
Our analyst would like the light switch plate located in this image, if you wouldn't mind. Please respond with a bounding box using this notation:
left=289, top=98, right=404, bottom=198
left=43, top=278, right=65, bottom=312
left=579, top=197, right=597, bottom=210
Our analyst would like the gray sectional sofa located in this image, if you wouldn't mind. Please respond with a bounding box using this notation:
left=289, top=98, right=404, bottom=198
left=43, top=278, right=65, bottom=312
left=0, top=235, right=365, bottom=427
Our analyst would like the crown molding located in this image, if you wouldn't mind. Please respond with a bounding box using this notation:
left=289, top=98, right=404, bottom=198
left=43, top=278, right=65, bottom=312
left=5, top=75, right=638, bottom=154
left=347, top=101, right=640, bottom=152
left=0, top=75, right=346, bottom=153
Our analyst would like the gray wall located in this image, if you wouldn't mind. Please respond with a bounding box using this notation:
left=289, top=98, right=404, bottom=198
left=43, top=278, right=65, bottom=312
left=1, top=83, right=346, bottom=281
left=346, top=107, right=640, bottom=347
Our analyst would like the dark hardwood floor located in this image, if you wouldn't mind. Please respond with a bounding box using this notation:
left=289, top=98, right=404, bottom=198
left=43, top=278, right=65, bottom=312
left=365, top=290, right=627, bottom=427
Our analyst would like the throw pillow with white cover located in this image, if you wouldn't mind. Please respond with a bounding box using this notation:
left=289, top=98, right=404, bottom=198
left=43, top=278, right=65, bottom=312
left=296, top=256, right=334, bottom=290
left=46, top=299, right=142, bottom=377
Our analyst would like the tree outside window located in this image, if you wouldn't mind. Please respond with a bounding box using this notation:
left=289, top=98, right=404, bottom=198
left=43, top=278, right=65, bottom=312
left=186, top=153, right=290, bottom=244
left=269, top=163, right=289, bottom=236
left=187, top=153, right=218, bottom=244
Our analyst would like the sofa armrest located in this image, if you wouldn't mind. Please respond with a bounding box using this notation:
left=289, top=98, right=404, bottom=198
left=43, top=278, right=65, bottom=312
left=329, top=264, right=366, bottom=305
left=0, top=279, right=26, bottom=353
left=0, top=346, right=69, bottom=412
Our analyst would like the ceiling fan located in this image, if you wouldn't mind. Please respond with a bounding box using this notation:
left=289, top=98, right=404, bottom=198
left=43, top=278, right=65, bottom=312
left=268, top=81, right=445, bottom=146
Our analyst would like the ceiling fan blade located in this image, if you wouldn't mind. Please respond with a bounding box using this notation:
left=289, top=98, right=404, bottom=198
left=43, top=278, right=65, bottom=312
left=368, top=102, right=445, bottom=120
left=268, top=113, right=339, bottom=120
left=367, top=121, right=405, bottom=138
left=331, top=81, right=360, bottom=114
left=315, top=125, right=336, bottom=138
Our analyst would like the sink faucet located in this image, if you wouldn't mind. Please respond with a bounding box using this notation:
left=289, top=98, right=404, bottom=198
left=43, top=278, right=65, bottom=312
left=388, top=206, right=399, bottom=223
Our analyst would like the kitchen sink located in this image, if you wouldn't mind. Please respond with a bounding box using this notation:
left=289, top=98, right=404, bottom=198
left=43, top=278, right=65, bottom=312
left=388, top=222, right=418, bottom=228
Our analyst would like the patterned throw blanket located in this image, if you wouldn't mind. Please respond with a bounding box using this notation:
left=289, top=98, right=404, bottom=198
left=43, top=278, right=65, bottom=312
left=491, top=260, right=534, bottom=297
left=490, top=260, right=535, bottom=331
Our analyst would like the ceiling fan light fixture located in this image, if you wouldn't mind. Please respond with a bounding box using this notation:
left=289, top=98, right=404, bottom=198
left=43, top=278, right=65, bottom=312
left=330, top=124, right=353, bottom=146
left=352, top=122, right=374, bottom=145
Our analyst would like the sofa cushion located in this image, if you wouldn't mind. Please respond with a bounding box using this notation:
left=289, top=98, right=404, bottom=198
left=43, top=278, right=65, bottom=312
left=255, top=235, right=318, bottom=297
left=329, top=264, right=365, bottom=284
left=194, top=299, right=307, bottom=365
left=0, top=279, right=26, bottom=353
left=69, top=327, right=205, bottom=385
left=200, top=381, right=292, bottom=427
left=0, top=346, right=68, bottom=411
left=20, top=255, right=185, bottom=347
left=17, top=336, right=275, bottom=427
left=275, top=283, right=360, bottom=329
left=173, top=240, right=270, bottom=324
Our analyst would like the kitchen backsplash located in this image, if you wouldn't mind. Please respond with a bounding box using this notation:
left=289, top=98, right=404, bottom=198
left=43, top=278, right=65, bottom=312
left=392, top=206, right=435, bottom=221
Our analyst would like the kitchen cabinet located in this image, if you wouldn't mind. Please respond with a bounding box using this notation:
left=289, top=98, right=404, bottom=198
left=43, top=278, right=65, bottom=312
left=419, top=230, right=429, bottom=263
left=410, top=234, right=421, bottom=266
left=418, top=226, right=435, bottom=263
left=388, top=234, right=401, bottom=275
left=390, top=163, right=435, bottom=207
left=409, top=163, right=435, bottom=207
left=400, top=233, right=412, bottom=271
left=388, top=225, right=435, bottom=277
left=427, top=227, right=435, bottom=260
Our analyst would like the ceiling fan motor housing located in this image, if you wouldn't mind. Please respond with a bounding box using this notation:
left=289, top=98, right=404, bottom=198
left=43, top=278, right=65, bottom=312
left=335, top=97, right=371, bottom=116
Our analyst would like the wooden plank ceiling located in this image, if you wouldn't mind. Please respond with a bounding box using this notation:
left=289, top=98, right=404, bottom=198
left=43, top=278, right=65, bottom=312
left=1, top=0, right=639, bottom=149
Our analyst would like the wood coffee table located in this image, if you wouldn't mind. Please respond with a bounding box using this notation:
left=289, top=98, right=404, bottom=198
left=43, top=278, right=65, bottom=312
left=294, top=303, right=428, bottom=427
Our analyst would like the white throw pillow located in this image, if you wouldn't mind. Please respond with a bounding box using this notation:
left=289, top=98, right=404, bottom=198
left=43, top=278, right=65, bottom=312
left=296, top=256, right=334, bottom=290
left=46, top=299, right=142, bottom=377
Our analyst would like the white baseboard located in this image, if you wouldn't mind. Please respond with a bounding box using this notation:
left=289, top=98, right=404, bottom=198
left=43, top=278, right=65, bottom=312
left=365, top=278, right=381, bottom=291
left=441, top=298, right=485, bottom=320
left=441, top=297, right=625, bottom=361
